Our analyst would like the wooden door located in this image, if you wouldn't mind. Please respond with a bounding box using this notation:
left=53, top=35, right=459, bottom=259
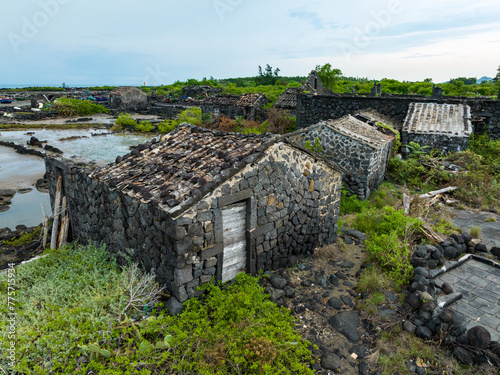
left=221, top=202, right=247, bottom=282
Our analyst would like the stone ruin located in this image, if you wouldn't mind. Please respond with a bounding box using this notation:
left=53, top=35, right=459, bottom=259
left=287, top=114, right=394, bottom=200
left=109, top=86, right=148, bottom=110
left=45, top=124, right=343, bottom=304
left=402, top=102, right=472, bottom=156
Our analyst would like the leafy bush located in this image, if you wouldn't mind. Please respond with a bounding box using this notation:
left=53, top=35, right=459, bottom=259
left=353, top=206, right=422, bottom=285
left=304, top=137, right=323, bottom=153
left=158, top=119, right=177, bottom=133
left=162, top=273, right=315, bottom=374
left=375, top=121, right=400, bottom=156
left=52, top=98, right=108, bottom=116
left=134, top=120, right=155, bottom=132
left=339, top=188, right=367, bottom=215
left=115, top=112, right=137, bottom=128
left=158, top=108, right=202, bottom=133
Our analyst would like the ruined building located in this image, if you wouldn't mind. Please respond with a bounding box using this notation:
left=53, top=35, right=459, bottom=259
left=45, top=124, right=343, bottom=303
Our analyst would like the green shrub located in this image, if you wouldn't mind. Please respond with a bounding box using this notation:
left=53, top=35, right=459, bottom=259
left=176, top=107, right=202, bottom=126
left=161, top=273, right=315, bottom=374
left=134, top=120, right=155, bottom=132
left=339, top=188, right=367, bottom=215
left=304, top=137, right=323, bottom=153
left=0, top=244, right=314, bottom=374
left=353, top=206, right=422, bottom=286
left=376, top=121, right=400, bottom=156
left=115, top=112, right=137, bottom=128
left=158, top=119, right=177, bottom=133
left=52, top=98, right=109, bottom=116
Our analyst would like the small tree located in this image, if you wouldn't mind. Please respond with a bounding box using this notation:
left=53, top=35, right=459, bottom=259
left=495, top=65, right=500, bottom=83
left=256, top=64, right=280, bottom=85
left=315, top=63, right=342, bottom=90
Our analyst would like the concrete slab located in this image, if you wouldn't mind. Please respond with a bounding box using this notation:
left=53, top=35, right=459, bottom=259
left=435, top=257, right=500, bottom=342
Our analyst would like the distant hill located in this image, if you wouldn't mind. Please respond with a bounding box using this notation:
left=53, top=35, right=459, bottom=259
left=477, top=76, right=493, bottom=83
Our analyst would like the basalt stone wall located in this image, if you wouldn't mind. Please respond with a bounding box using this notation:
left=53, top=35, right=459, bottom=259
left=45, top=142, right=341, bottom=302
left=297, top=94, right=500, bottom=139
left=288, top=128, right=391, bottom=200
left=146, top=105, right=197, bottom=119
left=401, top=132, right=470, bottom=155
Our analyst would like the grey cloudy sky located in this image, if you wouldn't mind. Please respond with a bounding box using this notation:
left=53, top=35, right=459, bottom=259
left=2, top=0, right=499, bottom=86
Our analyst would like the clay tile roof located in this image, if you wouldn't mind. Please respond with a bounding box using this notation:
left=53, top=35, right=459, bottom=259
left=323, top=115, right=395, bottom=149
left=204, top=93, right=266, bottom=107
left=91, top=124, right=276, bottom=216
left=274, top=88, right=300, bottom=108
left=403, top=103, right=472, bottom=136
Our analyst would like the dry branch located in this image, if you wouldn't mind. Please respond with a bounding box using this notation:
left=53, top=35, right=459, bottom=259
left=419, top=186, right=457, bottom=199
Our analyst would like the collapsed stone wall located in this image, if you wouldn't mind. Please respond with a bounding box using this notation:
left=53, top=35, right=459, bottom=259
left=288, top=128, right=391, bottom=200
left=297, top=95, right=500, bottom=139
left=45, top=142, right=341, bottom=303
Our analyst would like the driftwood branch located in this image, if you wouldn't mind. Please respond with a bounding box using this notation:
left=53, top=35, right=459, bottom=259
left=50, top=176, right=62, bottom=249
left=419, top=186, right=457, bottom=199
left=420, top=220, right=444, bottom=244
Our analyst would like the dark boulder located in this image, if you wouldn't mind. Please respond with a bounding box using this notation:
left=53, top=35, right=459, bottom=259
left=467, top=326, right=491, bottom=349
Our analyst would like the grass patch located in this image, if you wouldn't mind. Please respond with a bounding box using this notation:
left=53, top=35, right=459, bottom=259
left=470, top=225, right=481, bottom=238
left=357, top=266, right=392, bottom=294
left=0, top=243, right=314, bottom=374
left=485, top=216, right=497, bottom=222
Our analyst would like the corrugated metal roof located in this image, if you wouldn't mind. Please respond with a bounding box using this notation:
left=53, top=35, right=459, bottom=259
left=403, top=103, right=472, bottom=136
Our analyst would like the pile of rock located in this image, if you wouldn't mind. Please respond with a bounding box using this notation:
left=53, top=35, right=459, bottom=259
left=404, top=232, right=500, bottom=366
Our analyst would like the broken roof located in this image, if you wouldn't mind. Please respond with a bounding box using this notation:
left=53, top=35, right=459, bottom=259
left=305, top=115, right=395, bottom=150
left=403, top=103, right=472, bottom=136
left=274, top=87, right=300, bottom=109
left=354, top=108, right=402, bottom=131
left=91, top=124, right=341, bottom=217
left=203, top=93, right=267, bottom=107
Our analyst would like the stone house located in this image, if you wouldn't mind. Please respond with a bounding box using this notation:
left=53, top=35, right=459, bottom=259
left=402, top=103, right=472, bottom=156
left=45, top=124, right=343, bottom=303
left=287, top=115, right=395, bottom=200
left=182, top=85, right=222, bottom=99
left=201, top=93, right=268, bottom=121
left=109, top=86, right=148, bottom=110
left=274, top=87, right=300, bottom=116
left=274, top=70, right=332, bottom=116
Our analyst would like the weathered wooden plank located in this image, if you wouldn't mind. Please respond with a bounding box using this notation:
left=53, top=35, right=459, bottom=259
left=222, top=202, right=247, bottom=283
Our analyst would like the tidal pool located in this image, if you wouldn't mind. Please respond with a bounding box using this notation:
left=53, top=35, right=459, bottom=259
left=1, top=129, right=154, bottom=165
left=0, top=129, right=155, bottom=229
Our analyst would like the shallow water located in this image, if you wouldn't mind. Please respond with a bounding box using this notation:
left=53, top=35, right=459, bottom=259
left=1, top=129, right=153, bottom=165
left=0, top=129, right=154, bottom=229
left=0, top=189, right=51, bottom=230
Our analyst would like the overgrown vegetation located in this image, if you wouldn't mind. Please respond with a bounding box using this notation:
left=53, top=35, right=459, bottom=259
left=52, top=98, right=108, bottom=117
left=353, top=207, right=422, bottom=286
left=0, top=243, right=314, bottom=374
left=387, top=135, right=500, bottom=211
